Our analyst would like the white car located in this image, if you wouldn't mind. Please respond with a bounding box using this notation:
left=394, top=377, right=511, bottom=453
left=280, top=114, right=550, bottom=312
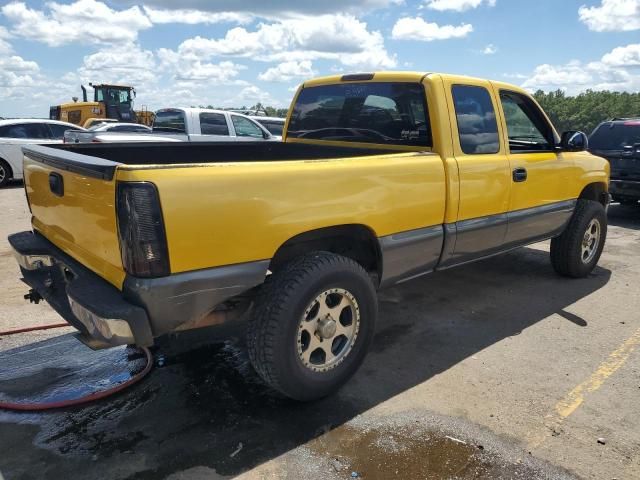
left=65, top=108, right=276, bottom=144
left=64, top=122, right=152, bottom=144
left=0, top=119, right=84, bottom=187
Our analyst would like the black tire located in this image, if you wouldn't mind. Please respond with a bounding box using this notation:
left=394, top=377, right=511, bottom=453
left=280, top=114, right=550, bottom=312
left=247, top=251, right=377, bottom=401
left=550, top=199, right=607, bottom=278
left=0, top=159, right=12, bottom=188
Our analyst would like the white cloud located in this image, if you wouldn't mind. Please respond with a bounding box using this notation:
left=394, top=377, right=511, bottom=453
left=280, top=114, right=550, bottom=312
left=114, top=0, right=394, bottom=16
left=522, top=44, right=640, bottom=93
left=578, top=0, right=640, bottom=32
left=258, top=60, right=315, bottom=82
left=0, top=26, right=12, bottom=54
left=601, top=43, right=640, bottom=66
left=78, top=44, right=157, bottom=85
left=165, top=14, right=396, bottom=70
left=1, top=0, right=152, bottom=46
left=483, top=44, right=497, bottom=54
left=425, top=0, right=496, bottom=11
left=142, top=6, right=252, bottom=25
left=391, top=17, right=473, bottom=41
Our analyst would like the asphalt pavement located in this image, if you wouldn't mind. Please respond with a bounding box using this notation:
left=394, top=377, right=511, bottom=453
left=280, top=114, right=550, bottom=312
left=0, top=183, right=638, bottom=479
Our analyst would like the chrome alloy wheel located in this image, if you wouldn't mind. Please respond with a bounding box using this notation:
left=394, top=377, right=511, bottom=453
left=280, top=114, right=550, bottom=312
left=581, top=218, right=601, bottom=264
left=297, top=288, right=360, bottom=373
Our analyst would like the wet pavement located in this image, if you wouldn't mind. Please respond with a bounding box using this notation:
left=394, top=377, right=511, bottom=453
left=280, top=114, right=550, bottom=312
left=0, top=330, right=574, bottom=480
left=1, top=184, right=639, bottom=480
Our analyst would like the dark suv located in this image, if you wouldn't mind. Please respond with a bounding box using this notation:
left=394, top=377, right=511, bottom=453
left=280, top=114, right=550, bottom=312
left=589, top=118, right=640, bottom=206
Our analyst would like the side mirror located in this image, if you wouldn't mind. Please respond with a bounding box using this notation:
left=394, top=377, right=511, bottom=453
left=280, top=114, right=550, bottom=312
left=560, top=131, right=588, bottom=152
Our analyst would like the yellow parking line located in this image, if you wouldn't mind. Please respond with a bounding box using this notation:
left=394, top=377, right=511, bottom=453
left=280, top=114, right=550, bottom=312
left=555, top=327, right=640, bottom=418
left=529, top=327, right=640, bottom=449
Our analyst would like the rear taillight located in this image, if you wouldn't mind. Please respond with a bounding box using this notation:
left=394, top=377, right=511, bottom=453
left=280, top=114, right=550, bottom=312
left=116, top=182, right=170, bottom=278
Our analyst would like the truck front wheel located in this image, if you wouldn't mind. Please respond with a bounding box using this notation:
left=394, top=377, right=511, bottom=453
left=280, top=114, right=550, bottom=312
left=550, top=199, right=607, bottom=278
left=247, top=252, right=377, bottom=401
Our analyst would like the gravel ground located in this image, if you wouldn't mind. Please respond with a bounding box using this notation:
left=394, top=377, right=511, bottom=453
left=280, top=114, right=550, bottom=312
left=0, top=183, right=638, bottom=480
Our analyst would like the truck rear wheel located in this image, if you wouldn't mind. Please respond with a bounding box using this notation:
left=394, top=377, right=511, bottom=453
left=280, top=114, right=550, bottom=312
left=550, top=199, right=607, bottom=278
left=247, top=251, right=377, bottom=401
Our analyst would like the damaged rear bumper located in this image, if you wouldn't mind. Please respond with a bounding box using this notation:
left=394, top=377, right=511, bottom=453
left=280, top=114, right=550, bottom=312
left=9, top=231, right=270, bottom=350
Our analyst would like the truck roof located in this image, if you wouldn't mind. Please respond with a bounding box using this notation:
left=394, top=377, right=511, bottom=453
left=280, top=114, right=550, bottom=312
left=301, top=71, right=530, bottom=96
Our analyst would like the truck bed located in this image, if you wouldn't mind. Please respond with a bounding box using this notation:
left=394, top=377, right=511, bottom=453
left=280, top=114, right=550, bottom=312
left=46, top=142, right=402, bottom=166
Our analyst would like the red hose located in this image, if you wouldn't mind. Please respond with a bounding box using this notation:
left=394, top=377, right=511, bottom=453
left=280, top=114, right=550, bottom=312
left=0, top=323, right=153, bottom=411
left=0, top=323, right=69, bottom=336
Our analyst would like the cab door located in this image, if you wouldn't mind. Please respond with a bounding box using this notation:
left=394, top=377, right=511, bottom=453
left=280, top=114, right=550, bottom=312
left=439, top=78, right=512, bottom=267
left=493, top=86, right=575, bottom=245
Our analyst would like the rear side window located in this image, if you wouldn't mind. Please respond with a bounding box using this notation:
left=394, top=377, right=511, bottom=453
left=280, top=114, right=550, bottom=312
left=0, top=123, right=50, bottom=139
left=231, top=115, right=264, bottom=138
left=452, top=85, right=499, bottom=154
left=200, top=113, right=230, bottom=136
left=287, top=82, right=431, bottom=147
left=590, top=122, right=640, bottom=151
left=154, top=110, right=186, bottom=133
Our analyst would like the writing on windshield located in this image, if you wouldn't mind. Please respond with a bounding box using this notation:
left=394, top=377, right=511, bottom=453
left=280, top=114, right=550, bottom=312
left=287, top=82, right=431, bottom=147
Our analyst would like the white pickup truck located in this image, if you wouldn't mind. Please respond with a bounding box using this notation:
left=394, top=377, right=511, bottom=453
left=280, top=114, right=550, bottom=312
left=64, top=108, right=276, bottom=143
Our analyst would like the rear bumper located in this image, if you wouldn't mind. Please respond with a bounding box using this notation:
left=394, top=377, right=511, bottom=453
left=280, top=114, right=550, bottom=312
left=9, top=231, right=269, bottom=349
left=610, top=179, right=640, bottom=200
left=9, top=231, right=153, bottom=349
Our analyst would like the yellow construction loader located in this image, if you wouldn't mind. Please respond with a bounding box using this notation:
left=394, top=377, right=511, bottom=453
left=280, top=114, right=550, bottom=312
left=49, top=83, right=155, bottom=127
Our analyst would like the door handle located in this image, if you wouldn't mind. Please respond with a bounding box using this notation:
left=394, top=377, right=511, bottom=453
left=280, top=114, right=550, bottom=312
left=513, top=167, right=528, bottom=183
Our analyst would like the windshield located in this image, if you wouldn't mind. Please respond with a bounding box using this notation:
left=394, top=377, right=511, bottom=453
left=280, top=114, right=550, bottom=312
left=153, top=110, right=186, bottom=133
left=287, top=82, right=431, bottom=146
left=590, top=122, right=640, bottom=151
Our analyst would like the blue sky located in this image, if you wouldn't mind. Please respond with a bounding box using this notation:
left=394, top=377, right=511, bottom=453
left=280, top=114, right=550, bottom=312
left=0, top=0, right=638, bottom=118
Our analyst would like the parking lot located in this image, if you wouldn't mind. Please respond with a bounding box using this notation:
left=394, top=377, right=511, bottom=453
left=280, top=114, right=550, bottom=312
left=0, top=183, right=638, bottom=479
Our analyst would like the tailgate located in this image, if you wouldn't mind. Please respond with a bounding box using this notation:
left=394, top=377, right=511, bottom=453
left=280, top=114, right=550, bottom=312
left=22, top=145, right=125, bottom=288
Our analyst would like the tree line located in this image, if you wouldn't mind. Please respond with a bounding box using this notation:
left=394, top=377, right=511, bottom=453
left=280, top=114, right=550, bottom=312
left=533, top=90, right=640, bottom=134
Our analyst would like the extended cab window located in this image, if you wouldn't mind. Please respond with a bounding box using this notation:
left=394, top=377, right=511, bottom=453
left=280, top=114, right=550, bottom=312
left=500, top=91, right=555, bottom=152
left=452, top=85, right=499, bottom=154
left=231, top=115, right=264, bottom=138
left=154, top=110, right=186, bottom=133
left=287, top=82, right=431, bottom=146
left=200, top=113, right=229, bottom=136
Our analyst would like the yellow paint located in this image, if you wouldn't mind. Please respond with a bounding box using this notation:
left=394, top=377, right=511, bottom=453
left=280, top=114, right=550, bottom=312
left=58, top=102, right=104, bottom=126
left=528, top=327, right=640, bottom=449
left=25, top=71, right=609, bottom=290
left=555, top=327, right=640, bottom=418
left=23, top=157, right=124, bottom=288
left=117, top=152, right=447, bottom=275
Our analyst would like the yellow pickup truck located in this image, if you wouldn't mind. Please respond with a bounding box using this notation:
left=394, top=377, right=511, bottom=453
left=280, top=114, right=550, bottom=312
left=10, top=72, right=609, bottom=400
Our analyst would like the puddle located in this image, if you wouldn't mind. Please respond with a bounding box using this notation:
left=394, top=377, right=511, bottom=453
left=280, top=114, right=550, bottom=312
left=309, top=425, right=494, bottom=478
left=0, top=335, right=147, bottom=405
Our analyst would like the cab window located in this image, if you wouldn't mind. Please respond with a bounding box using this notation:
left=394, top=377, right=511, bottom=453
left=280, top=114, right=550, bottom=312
left=231, top=115, right=264, bottom=138
left=154, top=110, right=186, bottom=133
left=200, top=113, right=230, bottom=136
left=452, top=85, right=499, bottom=154
left=500, top=91, right=555, bottom=152
left=287, top=82, right=431, bottom=147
